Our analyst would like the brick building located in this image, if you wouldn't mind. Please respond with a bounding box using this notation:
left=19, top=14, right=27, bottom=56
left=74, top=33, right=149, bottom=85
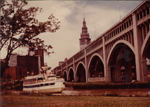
left=17, top=55, right=39, bottom=75
left=4, top=66, right=27, bottom=80
left=35, top=49, right=44, bottom=67
left=3, top=49, right=44, bottom=80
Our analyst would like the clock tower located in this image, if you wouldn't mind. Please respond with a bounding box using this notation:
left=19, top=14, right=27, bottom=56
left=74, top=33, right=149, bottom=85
left=79, top=18, right=91, bottom=50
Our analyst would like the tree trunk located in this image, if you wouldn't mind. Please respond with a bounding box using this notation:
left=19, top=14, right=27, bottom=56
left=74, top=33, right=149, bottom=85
left=3, top=54, right=11, bottom=76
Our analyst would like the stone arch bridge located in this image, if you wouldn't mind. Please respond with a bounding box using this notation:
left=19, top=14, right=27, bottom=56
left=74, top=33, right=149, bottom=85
left=53, top=1, right=150, bottom=82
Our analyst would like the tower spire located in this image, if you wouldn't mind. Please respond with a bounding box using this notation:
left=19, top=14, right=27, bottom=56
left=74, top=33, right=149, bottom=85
left=79, top=18, right=91, bottom=50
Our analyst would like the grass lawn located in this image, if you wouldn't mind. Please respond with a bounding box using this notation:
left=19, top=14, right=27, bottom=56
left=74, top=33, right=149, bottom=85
left=1, top=94, right=150, bottom=107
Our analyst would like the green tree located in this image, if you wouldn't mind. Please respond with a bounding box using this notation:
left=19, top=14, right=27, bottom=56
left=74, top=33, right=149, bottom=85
left=0, top=0, right=60, bottom=72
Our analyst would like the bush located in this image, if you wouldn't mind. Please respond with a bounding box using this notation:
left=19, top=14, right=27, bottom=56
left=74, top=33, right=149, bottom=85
left=1, top=80, right=23, bottom=90
left=64, top=81, right=150, bottom=89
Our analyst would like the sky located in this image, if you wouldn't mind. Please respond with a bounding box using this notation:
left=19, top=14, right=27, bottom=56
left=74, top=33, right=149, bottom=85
left=1, top=0, right=143, bottom=69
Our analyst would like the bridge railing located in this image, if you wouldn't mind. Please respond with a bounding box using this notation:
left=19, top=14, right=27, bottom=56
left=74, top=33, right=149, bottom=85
left=74, top=50, right=84, bottom=61
left=104, top=16, right=133, bottom=42
left=136, top=3, right=150, bottom=25
left=86, top=37, right=102, bottom=53
left=62, top=63, right=66, bottom=69
left=67, top=58, right=73, bottom=66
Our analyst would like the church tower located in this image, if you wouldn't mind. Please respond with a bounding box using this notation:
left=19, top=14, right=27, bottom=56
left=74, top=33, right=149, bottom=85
left=79, top=18, right=91, bottom=50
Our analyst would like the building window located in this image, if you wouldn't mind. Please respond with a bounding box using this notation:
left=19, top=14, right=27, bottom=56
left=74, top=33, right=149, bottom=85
left=124, top=23, right=126, bottom=29
left=122, top=25, right=124, bottom=30
left=116, top=29, right=118, bottom=34
left=140, top=11, right=143, bottom=19
left=110, top=33, right=112, bottom=38
left=127, top=21, right=128, bottom=27
left=120, top=26, right=122, bottom=32
left=147, top=7, right=149, bottom=14
left=114, top=31, right=115, bottom=36
left=143, top=9, right=146, bottom=17
left=137, top=14, right=139, bottom=20
left=129, top=20, right=131, bottom=26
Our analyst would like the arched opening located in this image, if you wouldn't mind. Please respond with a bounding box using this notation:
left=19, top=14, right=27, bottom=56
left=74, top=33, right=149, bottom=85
left=108, top=43, right=136, bottom=82
left=64, top=71, right=67, bottom=81
left=69, top=69, right=74, bottom=82
left=142, top=37, right=150, bottom=81
left=89, top=56, right=104, bottom=77
left=76, top=63, right=86, bottom=82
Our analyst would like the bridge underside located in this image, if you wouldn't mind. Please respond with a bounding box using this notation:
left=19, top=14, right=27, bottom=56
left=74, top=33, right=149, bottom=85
left=142, top=37, right=150, bottom=81
left=89, top=56, right=104, bottom=77
left=69, top=69, right=74, bottom=82
left=76, top=64, right=86, bottom=82
left=109, top=43, right=136, bottom=82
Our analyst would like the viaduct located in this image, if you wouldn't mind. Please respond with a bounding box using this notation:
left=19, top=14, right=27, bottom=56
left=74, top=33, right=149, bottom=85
left=53, top=1, right=150, bottom=82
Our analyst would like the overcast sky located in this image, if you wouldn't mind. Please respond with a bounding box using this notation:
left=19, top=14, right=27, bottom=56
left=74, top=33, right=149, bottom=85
left=1, top=1, right=143, bottom=69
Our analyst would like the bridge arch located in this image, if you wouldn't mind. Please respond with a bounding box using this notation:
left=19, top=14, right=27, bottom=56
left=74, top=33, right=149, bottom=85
left=76, top=62, right=86, bottom=82
left=68, top=67, right=74, bottom=82
left=88, top=53, right=104, bottom=77
left=107, top=40, right=135, bottom=64
left=107, top=40, right=136, bottom=82
left=141, top=31, right=150, bottom=57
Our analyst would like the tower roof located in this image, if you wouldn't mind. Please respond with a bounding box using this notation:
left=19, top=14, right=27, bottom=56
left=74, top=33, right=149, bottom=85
left=83, top=18, right=86, bottom=27
left=79, top=18, right=91, bottom=50
left=81, top=18, right=89, bottom=37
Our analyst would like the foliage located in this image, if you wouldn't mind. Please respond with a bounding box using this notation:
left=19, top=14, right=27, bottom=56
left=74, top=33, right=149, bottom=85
left=0, top=0, right=60, bottom=70
left=65, top=81, right=150, bottom=89
left=5, top=73, right=11, bottom=79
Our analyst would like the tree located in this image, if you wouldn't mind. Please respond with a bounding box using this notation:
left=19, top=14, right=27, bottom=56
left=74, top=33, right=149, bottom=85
left=0, top=0, right=60, bottom=71
left=0, top=59, right=6, bottom=78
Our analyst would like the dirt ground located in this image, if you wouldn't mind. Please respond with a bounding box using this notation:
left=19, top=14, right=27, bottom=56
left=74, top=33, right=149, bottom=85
left=1, top=94, right=150, bottom=107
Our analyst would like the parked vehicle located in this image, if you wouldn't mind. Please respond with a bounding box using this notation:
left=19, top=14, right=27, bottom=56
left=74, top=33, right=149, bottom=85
left=23, top=67, right=65, bottom=93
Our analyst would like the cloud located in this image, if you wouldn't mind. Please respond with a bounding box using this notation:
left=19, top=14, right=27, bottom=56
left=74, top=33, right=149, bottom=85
left=1, top=1, right=142, bottom=69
